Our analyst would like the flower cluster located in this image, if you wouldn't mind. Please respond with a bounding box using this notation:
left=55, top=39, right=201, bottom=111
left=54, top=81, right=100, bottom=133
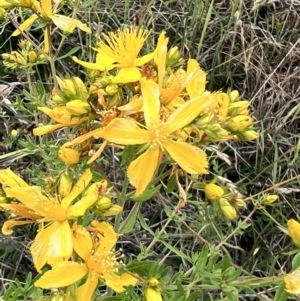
left=33, top=27, right=258, bottom=197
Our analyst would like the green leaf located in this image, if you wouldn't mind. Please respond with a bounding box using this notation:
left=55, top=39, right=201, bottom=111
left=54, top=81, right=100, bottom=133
left=138, top=213, right=155, bottom=235
left=131, top=185, right=161, bottom=202
left=119, top=203, right=140, bottom=234
left=127, top=260, right=157, bottom=278
left=56, top=46, right=81, bottom=60
left=121, top=145, right=135, bottom=166
left=292, top=251, right=300, bottom=269
left=223, top=286, right=239, bottom=301
left=160, top=240, right=192, bottom=262
left=274, top=281, right=288, bottom=301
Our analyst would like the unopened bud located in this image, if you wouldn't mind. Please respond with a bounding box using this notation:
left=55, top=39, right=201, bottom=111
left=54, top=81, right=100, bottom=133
left=239, top=130, right=259, bottom=141
left=98, top=76, right=111, bottom=88
left=204, top=183, right=224, bottom=201
left=228, top=115, right=254, bottom=132
left=262, top=194, right=278, bottom=205
left=58, top=148, right=80, bottom=165
left=105, top=83, right=119, bottom=95
left=37, top=54, right=47, bottom=61
left=58, top=172, right=73, bottom=197
left=219, top=198, right=237, bottom=220
left=28, top=51, right=37, bottom=63
left=166, top=46, right=182, bottom=67
left=96, top=197, right=112, bottom=211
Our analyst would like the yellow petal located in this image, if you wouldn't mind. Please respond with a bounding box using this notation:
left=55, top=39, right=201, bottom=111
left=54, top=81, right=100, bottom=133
left=186, top=59, right=206, bottom=98
left=127, top=147, right=161, bottom=196
left=86, top=140, right=107, bottom=164
left=140, top=78, right=160, bottom=126
left=30, top=222, right=57, bottom=272
left=118, top=97, right=143, bottom=114
left=166, top=93, right=214, bottom=134
left=105, top=272, right=138, bottom=293
left=112, top=67, right=141, bottom=84
left=74, top=20, right=91, bottom=33
left=67, top=195, right=98, bottom=217
left=163, top=140, right=208, bottom=174
left=44, top=26, right=50, bottom=53
left=72, top=224, right=92, bottom=261
left=61, top=169, right=92, bottom=209
left=94, top=52, right=117, bottom=70
left=33, top=124, right=66, bottom=135
left=35, top=261, right=87, bottom=288
left=2, top=219, right=34, bottom=235
left=62, top=128, right=102, bottom=148
left=91, top=221, right=117, bottom=252
left=50, top=14, right=76, bottom=32
left=99, top=118, right=150, bottom=145
left=12, top=14, right=39, bottom=36
left=76, top=272, right=98, bottom=301
left=41, top=0, right=51, bottom=16
left=0, top=168, right=28, bottom=188
left=4, top=187, right=67, bottom=221
left=134, top=52, right=155, bottom=67
left=46, top=220, right=73, bottom=265
left=73, top=56, right=114, bottom=71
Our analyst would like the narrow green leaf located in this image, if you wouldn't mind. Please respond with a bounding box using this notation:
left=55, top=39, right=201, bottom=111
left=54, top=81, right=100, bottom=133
left=56, top=46, right=81, bottom=60
left=274, top=281, right=288, bottom=301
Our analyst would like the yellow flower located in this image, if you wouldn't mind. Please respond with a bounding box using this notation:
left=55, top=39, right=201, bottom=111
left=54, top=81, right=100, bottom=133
left=204, top=183, right=224, bottom=200
left=33, top=106, right=89, bottom=135
left=287, top=219, right=300, bottom=248
left=285, top=269, right=300, bottom=295
left=97, top=78, right=213, bottom=196
left=58, top=147, right=80, bottom=165
left=145, top=287, right=162, bottom=301
left=12, top=0, right=90, bottom=53
left=73, top=27, right=154, bottom=83
left=0, top=169, right=98, bottom=272
left=35, top=221, right=138, bottom=300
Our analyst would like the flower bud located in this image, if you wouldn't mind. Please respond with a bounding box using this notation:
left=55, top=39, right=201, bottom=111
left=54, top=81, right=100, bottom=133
left=28, top=51, right=37, bottom=63
left=11, top=129, right=18, bottom=137
left=58, top=148, right=80, bottom=165
left=166, top=46, right=182, bottom=67
left=219, top=198, right=237, bottom=219
left=237, top=199, right=246, bottom=206
left=0, top=1, right=14, bottom=8
left=228, top=101, right=249, bottom=116
left=105, top=83, right=119, bottom=95
left=204, top=183, right=224, bottom=201
left=228, top=115, right=254, bottom=131
left=73, top=77, right=88, bottom=97
left=229, top=90, right=240, bottom=102
left=287, top=219, right=300, bottom=248
left=103, top=204, right=123, bottom=216
left=65, top=99, right=90, bottom=115
left=145, top=287, right=162, bottom=301
left=58, top=172, right=73, bottom=197
left=262, top=194, right=278, bottom=205
left=239, top=130, right=259, bottom=141
left=37, top=54, right=47, bottom=61
left=59, top=79, right=76, bottom=98
left=98, top=76, right=112, bottom=88
left=149, top=278, right=160, bottom=286
left=96, top=196, right=112, bottom=211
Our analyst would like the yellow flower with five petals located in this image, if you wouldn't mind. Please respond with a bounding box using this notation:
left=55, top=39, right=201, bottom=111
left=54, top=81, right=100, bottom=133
left=97, top=78, right=213, bottom=196
left=0, top=169, right=98, bottom=272
left=35, top=221, right=138, bottom=300
left=73, top=27, right=156, bottom=83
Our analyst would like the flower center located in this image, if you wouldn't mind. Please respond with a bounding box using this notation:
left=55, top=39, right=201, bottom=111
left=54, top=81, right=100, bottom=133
left=87, top=249, right=123, bottom=278
left=148, top=121, right=168, bottom=148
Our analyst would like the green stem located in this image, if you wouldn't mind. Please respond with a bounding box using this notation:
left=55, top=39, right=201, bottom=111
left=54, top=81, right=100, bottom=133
left=46, top=24, right=58, bottom=90
left=114, top=175, right=129, bottom=232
